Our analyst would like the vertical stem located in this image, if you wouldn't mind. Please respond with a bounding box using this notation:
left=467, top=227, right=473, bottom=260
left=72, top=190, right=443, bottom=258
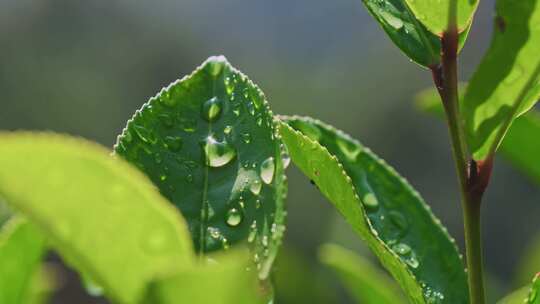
left=430, top=17, right=491, bottom=304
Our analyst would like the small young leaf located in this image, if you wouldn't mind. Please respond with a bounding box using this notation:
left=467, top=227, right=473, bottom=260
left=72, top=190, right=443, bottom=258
left=528, top=274, right=540, bottom=304
left=403, top=0, right=479, bottom=35
left=359, top=0, right=472, bottom=67
left=0, top=218, right=46, bottom=304
left=279, top=116, right=468, bottom=303
left=417, top=88, right=540, bottom=185
left=360, top=0, right=440, bottom=67
left=463, top=0, right=540, bottom=160
left=497, top=286, right=531, bottom=304
left=515, top=233, right=540, bottom=287
left=145, top=251, right=264, bottom=304
left=319, top=244, right=405, bottom=304
left=0, top=133, right=194, bottom=304
left=115, top=56, right=287, bottom=279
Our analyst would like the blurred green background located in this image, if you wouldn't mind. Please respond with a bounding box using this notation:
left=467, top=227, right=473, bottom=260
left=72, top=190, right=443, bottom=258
left=1, top=0, right=538, bottom=303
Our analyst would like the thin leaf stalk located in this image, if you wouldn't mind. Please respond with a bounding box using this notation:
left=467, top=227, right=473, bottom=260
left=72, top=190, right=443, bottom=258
left=429, top=4, right=491, bottom=303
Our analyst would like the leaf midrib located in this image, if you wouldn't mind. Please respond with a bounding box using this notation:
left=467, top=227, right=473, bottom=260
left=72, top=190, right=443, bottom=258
left=198, top=76, right=217, bottom=255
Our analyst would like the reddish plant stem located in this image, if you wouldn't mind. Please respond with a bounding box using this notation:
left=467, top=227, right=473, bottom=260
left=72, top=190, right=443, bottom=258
left=430, top=25, right=491, bottom=304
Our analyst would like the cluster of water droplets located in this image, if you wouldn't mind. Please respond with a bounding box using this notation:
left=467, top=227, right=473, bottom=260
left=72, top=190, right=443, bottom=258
left=421, top=282, right=445, bottom=304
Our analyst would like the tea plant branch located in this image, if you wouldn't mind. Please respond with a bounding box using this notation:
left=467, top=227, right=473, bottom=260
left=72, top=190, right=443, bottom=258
left=430, top=3, right=490, bottom=303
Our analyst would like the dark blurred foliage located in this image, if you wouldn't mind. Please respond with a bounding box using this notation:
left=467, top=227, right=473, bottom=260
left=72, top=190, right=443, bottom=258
left=1, top=0, right=539, bottom=303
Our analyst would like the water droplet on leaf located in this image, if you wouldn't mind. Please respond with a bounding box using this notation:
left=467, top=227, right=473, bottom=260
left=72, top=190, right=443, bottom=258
left=202, top=136, right=237, bottom=167
left=226, top=208, right=243, bottom=227
left=201, top=97, right=223, bottom=122
left=260, top=157, right=275, bottom=184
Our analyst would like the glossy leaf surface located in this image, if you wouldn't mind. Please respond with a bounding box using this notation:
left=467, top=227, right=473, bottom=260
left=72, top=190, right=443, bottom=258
left=0, top=218, right=45, bottom=304
left=145, top=251, right=263, bottom=304
left=417, top=88, right=540, bottom=185
left=0, top=133, right=194, bottom=304
left=279, top=116, right=468, bottom=303
left=115, top=56, right=287, bottom=279
left=463, top=0, right=540, bottom=160
left=360, top=0, right=472, bottom=67
left=403, top=0, right=478, bottom=35
left=319, top=244, right=404, bottom=304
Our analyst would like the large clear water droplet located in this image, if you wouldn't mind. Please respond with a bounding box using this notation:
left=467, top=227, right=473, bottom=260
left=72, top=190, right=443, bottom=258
left=260, top=157, right=275, bottom=184
left=201, top=97, right=223, bottom=122
left=226, top=208, right=243, bottom=227
left=202, top=136, right=237, bottom=167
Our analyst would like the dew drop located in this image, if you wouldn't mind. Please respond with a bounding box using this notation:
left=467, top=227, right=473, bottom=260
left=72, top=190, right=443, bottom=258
left=256, top=116, right=263, bottom=126
left=186, top=174, right=194, bottom=183
left=250, top=179, right=262, bottom=195
left=208, top=56, right=226, bottom=76
left=202, top=136, right=237, bottom=167
left=247, top=102, right=256, bottom=116
left=393, top=243, right=411, bottom=255
left=224, top=125, right=233, bottom=135
left=248, top=221, right=257, bottom=243
left=201, top=97, right=223, bottom=122
left=226, top=208, right=243, bottom=227
left=225, top=77, right=235, bottom=95
left=380, top=11, right=404, bottom=29
left=362, top=193, right=379, bottom=210
left=242, top=133, right=251, bottom=143
left=260, top=157, right=275, bottom=184
left=207, top=227, right=221, bottom=239
left=233, top=107, right=241, bottom=116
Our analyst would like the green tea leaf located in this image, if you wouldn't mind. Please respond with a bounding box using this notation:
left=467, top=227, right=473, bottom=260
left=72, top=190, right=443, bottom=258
left=360, top=0, right=440, bottom=67
left=319, top=244, right=405, bottom=304
left=360, top=0, right=472, bottom=67
left=0, top=218, right=46, bottom=304
left=274, top=247, right=338, bottom=304
left=145, top=251, right=264, bottom=304
left=279, top=116, right=468, bottom=303
left=498, top=286, right=531, bottom=304
left=463, top=0, right=540, bottom=160
left=528, top=274, right=540, bottom=304
left=515, top=233, right=540, bottom=287
left=417, top=88, right=540, bottom=185
left=0, top=133, right=194, bottom=304
left=403, top=0, right=479, bottom=35
left=115, top=56, right=287, bottom=279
